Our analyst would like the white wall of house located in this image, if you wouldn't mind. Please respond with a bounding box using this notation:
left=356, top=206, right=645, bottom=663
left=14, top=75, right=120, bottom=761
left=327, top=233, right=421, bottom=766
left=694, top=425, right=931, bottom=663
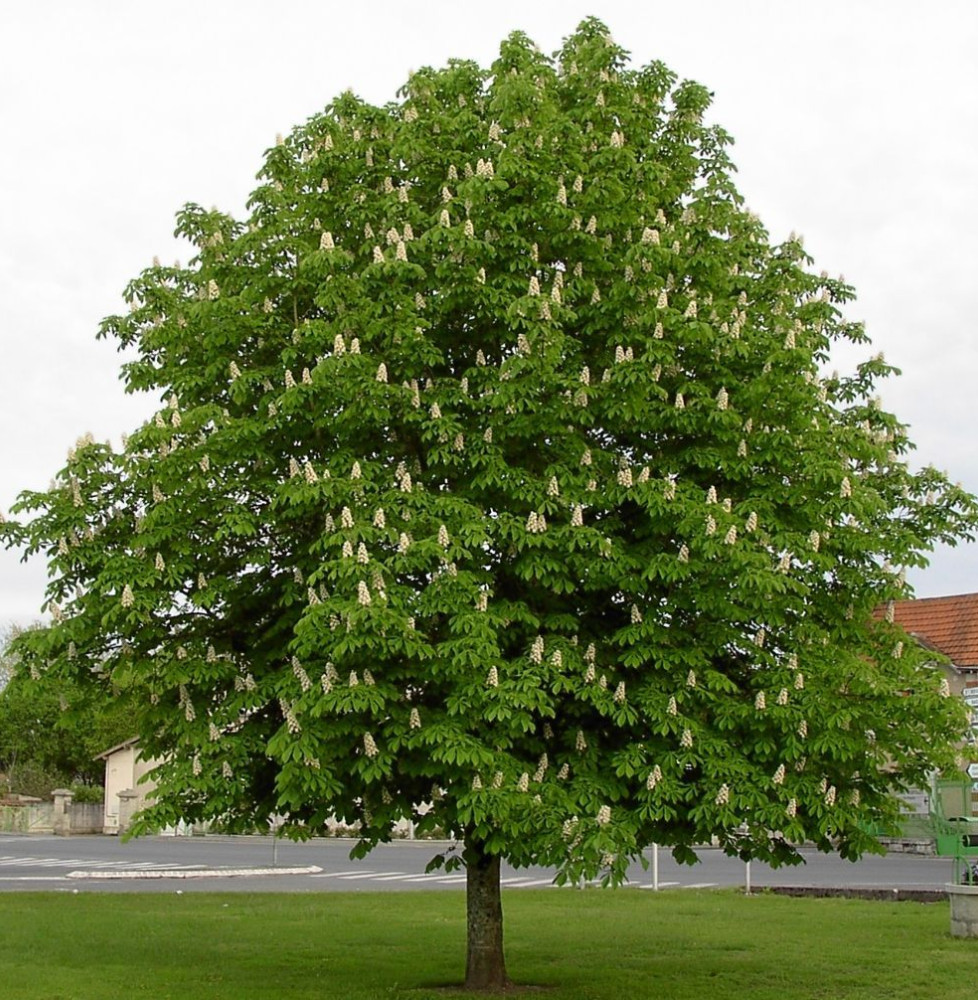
left=100, top=741, right=157, bottom=834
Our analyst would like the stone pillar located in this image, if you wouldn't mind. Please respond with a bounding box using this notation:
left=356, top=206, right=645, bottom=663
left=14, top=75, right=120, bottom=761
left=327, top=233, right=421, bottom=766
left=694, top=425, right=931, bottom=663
left=117, top=788, right=140, bottom=834
left=52, top=789, right=74, bottom=837
left=947, top=884, right=978, bottom=937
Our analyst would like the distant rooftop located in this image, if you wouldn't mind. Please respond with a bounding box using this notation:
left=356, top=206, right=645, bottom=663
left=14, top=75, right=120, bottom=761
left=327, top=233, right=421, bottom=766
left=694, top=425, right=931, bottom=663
left=890, top=593, right=978, bottom=671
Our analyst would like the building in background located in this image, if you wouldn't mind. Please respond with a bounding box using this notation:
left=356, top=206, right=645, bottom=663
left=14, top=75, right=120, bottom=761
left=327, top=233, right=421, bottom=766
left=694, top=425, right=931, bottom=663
left=95, top=738, right=156, bottom=835
left=890, top=592, right=978, bottom=697
left=890, top=592, right=978, bottom=825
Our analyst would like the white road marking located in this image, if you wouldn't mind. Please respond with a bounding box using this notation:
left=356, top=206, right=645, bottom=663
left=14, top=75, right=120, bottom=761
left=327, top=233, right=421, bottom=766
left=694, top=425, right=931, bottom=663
left=307, top=871, right=556, bottom=887
left=334, top=871, right=405, bottom=880
left=109, top=862, right=206, bottom=870
left=0, top=876, right=68, bottom=882
left=308, top=870, right=373, bottom=878
left=0, top=855, right=208, bottom=872
left=0, top=858, right=61, bottom=868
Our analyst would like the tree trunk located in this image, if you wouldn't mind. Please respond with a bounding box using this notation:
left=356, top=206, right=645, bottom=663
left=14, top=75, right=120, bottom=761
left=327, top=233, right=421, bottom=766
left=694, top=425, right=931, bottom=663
left=464, top=836, right=509, bottom=990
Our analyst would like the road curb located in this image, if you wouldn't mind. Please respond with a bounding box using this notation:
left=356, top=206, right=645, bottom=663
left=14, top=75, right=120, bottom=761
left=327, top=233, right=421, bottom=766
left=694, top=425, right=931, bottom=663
left=759, top=886, right=947, bottom=903
left=66, top=866, right=324, bottom=880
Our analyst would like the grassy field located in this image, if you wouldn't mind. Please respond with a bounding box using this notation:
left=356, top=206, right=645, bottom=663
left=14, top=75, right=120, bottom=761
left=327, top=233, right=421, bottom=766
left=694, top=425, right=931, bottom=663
left=0, top=888, right=972, bottom=999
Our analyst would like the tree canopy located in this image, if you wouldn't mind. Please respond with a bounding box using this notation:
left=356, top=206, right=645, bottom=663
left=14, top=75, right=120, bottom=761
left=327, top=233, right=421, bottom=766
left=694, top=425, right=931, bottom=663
left=2, top=18, right=975, bottom=989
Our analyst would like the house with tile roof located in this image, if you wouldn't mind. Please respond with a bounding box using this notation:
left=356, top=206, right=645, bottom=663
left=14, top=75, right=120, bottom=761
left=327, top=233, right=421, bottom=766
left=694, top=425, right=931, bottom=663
left=889, top=592, right=978, bottom=695
left=888, top=593, right=978, bottom=831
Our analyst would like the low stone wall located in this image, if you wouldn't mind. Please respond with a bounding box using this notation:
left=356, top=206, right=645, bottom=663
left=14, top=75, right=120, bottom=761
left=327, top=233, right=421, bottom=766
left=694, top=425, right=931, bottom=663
left=0, top=796, right=104, bottom=835
left=877, top=836, right=936, bottom=856
left=0, top=802, right=52, bottom=833
left=69, top=802, right=103, bottom=834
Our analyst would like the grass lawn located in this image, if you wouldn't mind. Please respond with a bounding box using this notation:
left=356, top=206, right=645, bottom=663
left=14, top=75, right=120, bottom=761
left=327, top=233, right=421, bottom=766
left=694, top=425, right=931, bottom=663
left=0, top=888, right=972, bottom=999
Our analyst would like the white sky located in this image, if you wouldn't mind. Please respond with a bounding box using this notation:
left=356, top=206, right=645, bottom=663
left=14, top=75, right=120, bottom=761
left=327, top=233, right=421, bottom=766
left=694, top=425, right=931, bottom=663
left=1, top=0, right=975, bottom=628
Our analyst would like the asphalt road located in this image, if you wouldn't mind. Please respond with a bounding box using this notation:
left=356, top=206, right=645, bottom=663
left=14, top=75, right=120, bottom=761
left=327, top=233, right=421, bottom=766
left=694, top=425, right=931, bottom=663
left=0, top=834, right=958, bottom=894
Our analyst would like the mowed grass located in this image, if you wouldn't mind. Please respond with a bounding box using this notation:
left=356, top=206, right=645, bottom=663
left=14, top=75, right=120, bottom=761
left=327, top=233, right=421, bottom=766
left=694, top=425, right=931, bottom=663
left=1, top=888, right=973, bottom=1000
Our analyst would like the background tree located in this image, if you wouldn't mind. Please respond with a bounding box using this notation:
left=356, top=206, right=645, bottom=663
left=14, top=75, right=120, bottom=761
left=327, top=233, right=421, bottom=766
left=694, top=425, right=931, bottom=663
left=0, top=625, right=134, bottom=793
left=0, top=624, right=16, bottom=691
left=2, top=19, right=975, bottom=990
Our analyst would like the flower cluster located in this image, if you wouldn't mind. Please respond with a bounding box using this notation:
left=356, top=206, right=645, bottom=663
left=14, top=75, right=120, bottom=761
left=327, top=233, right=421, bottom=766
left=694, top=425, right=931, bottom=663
left=533, top=754, right=548, bottom=782
left=292, top=658, right=312, bottom=692
left=281, top=699, right=300, bottom=735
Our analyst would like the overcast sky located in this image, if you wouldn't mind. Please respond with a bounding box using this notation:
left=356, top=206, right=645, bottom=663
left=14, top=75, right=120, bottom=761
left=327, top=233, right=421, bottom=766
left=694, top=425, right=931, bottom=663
left=1, top=1, right=975, bottom=628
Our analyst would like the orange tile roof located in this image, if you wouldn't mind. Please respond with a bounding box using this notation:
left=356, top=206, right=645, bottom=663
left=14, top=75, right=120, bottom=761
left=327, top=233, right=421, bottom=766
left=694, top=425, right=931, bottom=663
left=888, top=593, right=978, bottom=670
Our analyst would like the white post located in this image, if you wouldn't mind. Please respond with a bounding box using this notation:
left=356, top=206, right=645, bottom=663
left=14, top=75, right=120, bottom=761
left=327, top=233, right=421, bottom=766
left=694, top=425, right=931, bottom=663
left=267, top=815, right=282, bottom=865
left=651, top=843, right=659, bottom=891
left=744, top=859, right=751, bottom=895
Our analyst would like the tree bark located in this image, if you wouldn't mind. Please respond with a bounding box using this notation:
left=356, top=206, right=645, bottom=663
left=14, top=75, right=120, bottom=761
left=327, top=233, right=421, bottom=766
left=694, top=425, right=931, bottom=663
left=464, top=836, right=509, bottom=990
